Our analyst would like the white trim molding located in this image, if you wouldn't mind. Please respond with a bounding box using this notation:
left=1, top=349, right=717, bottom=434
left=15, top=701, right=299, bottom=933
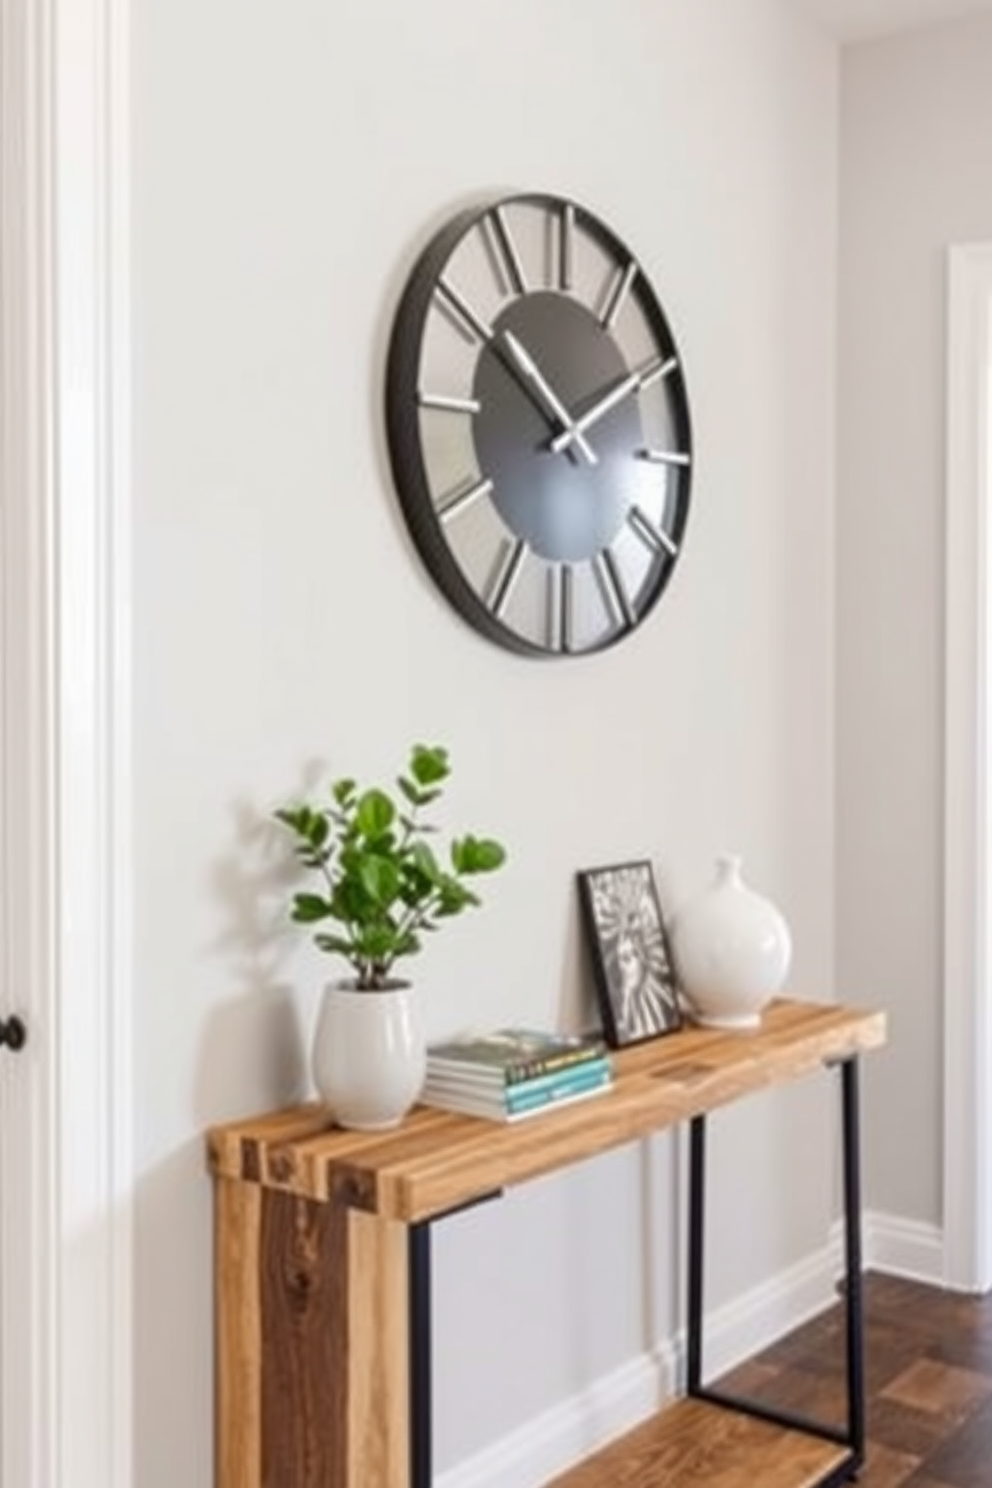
left=687, top=1240, right=842, bottom=1387
left=435, top=1348, right=675, bottom=1488
left=436, top=1240, right=841, bottom=1488
left=1, top=3, right=59, bottom=1479
left=944, top=241, right=992, bottom=1294
left=1, top=0, right=133, bottom=1483
left=437, top=1238, right=844, bottom=1488
left=861, top=1212, right=944, bottom=1288
left=433, top=1219, right=946, bottom=1488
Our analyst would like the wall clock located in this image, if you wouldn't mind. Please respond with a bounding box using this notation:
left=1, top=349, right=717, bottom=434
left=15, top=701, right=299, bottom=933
left=385, top=192, right=692, bottom=657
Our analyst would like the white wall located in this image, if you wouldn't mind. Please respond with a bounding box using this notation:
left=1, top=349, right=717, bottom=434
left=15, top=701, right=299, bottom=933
left=837, top=13, right=992, bottom=1226
left=131, top=1, right=838, bottom=1481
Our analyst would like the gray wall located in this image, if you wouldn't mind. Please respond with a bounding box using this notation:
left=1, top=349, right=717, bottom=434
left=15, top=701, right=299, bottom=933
left=837, top=12, right=992, bottom=1225
left=131, top=1, right=838, bottom=1482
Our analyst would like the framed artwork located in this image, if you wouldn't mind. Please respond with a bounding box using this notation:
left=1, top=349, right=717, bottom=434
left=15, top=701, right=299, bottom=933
left=577, top=860, right=682, bottom=1048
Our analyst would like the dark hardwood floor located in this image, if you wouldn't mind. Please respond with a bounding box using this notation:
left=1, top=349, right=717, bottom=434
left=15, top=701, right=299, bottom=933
left=718, top=1273, right=992, bottom=1486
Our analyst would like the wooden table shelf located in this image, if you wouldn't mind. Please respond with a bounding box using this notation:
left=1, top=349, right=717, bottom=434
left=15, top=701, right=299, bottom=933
left=545, top=1398, right=851, bottom=1488
left=207, top=998, right=885, bottom=1488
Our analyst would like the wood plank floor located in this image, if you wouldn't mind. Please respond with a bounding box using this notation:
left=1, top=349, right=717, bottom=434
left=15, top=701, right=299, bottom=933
left=717, top=1273, right=992, bottom=1487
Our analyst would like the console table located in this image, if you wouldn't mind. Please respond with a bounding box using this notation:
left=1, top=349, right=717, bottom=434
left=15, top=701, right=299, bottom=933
left=207, top=997, right=885, bottom=1488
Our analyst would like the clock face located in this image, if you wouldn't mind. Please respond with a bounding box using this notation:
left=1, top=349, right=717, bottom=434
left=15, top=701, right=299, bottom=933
left=385, top=193, right=692, bottom=657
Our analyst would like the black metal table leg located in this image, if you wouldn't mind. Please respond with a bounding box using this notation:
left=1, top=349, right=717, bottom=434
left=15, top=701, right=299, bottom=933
left=687, top=1114, right=706, bottom=1395
left=685, top=1057, right=866, bottom=1486
left=840, top=1057, right=866, bottom=1468
left=407, top=1190, right=503, bottom=1488
left=409, top=1221, right=433, bottom=1488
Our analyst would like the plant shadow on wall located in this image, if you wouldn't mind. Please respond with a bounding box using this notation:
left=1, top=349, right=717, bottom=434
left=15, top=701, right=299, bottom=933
left=138, top=782, right=331, bottom=1488
left=192, top=769, right=334, bottom=1125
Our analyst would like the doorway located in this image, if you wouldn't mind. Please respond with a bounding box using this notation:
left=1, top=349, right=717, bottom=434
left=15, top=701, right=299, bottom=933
left=943, top=241, right=992, bottom=1293
left=0, top=0, right=133, bottom=1481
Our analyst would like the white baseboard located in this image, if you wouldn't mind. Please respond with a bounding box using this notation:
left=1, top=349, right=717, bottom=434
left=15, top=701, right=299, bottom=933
left=438, top=1215, right=947, bottom=1488
left=436, top=1238, right=839, bottom=1488
left=690, top=1238, right=843, bottom=1385
left=860, top=1209, right=944, bottom=1287
left=435, top=1344, right=678, bottom=1488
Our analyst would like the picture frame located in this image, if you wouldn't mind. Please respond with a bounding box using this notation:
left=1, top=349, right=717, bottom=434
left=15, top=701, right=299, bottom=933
left=577, top=860, right=682, bottom=1048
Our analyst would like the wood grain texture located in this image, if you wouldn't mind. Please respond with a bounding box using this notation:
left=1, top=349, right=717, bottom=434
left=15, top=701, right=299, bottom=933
left=258, top=1190, right=344, bottom=1488
left=345, top=1211, right=409, bottom=1488
left=215, top=1178, right=262, bottom=1488
left=214, top=1185, right=410, bottom=1488
left=206, top=999, right=886, bottom=1223
left=543, top=1398, right=849, bottom=1487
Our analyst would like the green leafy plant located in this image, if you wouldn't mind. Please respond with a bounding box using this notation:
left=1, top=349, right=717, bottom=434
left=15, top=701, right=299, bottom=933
left=274, top=743, right=507, bottom=990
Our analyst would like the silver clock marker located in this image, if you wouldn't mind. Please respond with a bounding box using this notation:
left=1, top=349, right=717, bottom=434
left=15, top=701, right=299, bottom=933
left=545, top=566, right=559, bottom=651
left=488, top=537, right=527, bottom=618
left=560, top=563, right=574, bottom=653
left=437, top=476, right=494, bottom=521
left=419, top=392, right=482, bottom=414
left=628, top=504, right=678, bottom=557
left=492, top=207, right=526, bottom=295
left=602, top=259, right=637, bottom=331
left=638, top=448, right=692, bottom=467
left=560, top=202, right=575, bottom=292
left=596, top=549, right=636, bottom=629
left=436, top=278, right=493, bottom=344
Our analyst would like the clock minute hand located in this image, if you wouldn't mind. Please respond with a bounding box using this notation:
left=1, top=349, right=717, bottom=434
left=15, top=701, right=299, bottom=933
left=501, top=331, right=598, bottom=466
left=549, top=368, right=642, bottom=455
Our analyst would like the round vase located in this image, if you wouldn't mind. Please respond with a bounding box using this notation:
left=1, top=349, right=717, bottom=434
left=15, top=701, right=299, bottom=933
left=312, top=981, right=426, bottom=1131
left=669, top=855, right=792, bottom=1030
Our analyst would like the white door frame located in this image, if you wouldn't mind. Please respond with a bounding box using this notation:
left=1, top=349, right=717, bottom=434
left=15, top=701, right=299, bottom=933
left=1, top=0, right=132, bottom=1482
left=944, top=242, right=992, bottom=1294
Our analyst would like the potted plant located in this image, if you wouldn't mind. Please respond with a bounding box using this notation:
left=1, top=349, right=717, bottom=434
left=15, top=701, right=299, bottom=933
left=275, top=742, right=506, bottom=1130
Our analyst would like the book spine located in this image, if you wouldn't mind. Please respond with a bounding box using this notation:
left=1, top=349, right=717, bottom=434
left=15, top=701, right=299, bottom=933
left=420, top=1075, right=612, bottom=1123
left=506, top=1078, right=612, bottom=1120
left=502, top=1046, right=606, bottom=1085
left=504, top=1065, right=612, bottom=1113
left=425, top=1044, right=606, bottom=1087
left=426, top=1056, right=612, bottom=1102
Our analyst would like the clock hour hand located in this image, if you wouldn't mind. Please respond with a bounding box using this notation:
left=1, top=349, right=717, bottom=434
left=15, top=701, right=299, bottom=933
left=500, top=331, right=598, bottom=466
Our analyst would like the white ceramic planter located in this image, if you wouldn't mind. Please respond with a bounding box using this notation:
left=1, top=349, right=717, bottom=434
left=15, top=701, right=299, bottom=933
left=312, top=981, right=426, bottom=1131
left=669, top=854, right=792, bottom=1030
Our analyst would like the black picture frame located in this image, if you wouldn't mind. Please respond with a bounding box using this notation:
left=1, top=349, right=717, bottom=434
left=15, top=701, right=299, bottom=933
left=577, top=860, right=682, bottom=1048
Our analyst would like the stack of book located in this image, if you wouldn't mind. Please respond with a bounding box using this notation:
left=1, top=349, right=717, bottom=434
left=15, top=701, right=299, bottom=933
left=420, top=1028, right=613, bottom=1122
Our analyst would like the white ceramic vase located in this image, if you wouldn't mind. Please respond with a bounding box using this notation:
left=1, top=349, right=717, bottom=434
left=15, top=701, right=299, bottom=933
left=311, top=980, right=426, bottom=1131
left=669, top=854, right=792, bottom=1030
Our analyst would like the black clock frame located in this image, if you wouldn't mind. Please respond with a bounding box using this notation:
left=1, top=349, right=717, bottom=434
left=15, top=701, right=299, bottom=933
left=385, top=192, right=693, bottom=658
